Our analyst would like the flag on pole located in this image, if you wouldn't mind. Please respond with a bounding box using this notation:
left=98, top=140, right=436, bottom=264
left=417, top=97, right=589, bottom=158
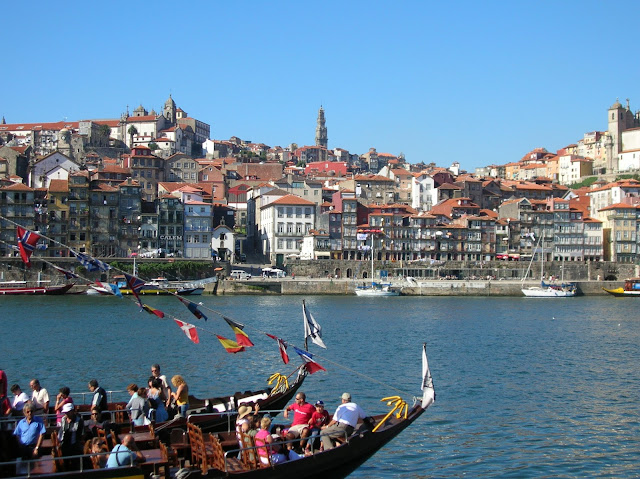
left=177, top=296, right=208, bottom=321
left=266, top=334, right=289, bottom=364
left=124, top=273, right=145, bottom=303
left=174, top=320, right=200, bottom=344
left=421, top=343, right=435, bottom=408
left=216, top=335, right=245, bottom=353
left=142, top=304, right=165, bottom=318
left=293, top=346, right=326, bottom=374
left=223, top=316, right=254, bottom=347
left=71, top=251, right=110, bottom=272
left=16, top=226, right=41, bottom=267
left=51, top=264, right=79, bottom=280
left=303, top=300, right=326, bottom=349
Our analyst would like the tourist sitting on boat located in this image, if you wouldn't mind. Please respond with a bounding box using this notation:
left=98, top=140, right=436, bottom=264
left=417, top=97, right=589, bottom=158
left=307, top=400, right=330, bottom=451
left=235, top=405, right=252, bottom=445
left=254, top=416, right=272, bottom=467
left=88, top=379, right=108, bottom=417
left=54, top=386, right=73, bottom=427
left=147, top=377, right=169, bottom=423
left=58, top=403, right=84, bottom=469
left=170, top=375, right=189, bottom=417
left=85, top=437, right=109, bottom=469
left=150, top=364, right=172, bottom=409
left=84, top=406, right=112, bottom=440
left=321, top=392, right=367, bottom=451
left=10, top=384, right=29, bottom=414
left=29, top=379, right=49, bottom=421
left=267, top=434, right=288, bottom=464
left=13, top=403, right=45, bottom=459
left=125, top=384, right=149, bottom=426
left=283, top=392, right=315, bottom=438
left=106, top=434, right=146, bottom=468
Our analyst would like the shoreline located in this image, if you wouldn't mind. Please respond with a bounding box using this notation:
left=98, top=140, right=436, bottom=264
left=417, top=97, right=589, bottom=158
left=212, top=278, right=619, bottom=296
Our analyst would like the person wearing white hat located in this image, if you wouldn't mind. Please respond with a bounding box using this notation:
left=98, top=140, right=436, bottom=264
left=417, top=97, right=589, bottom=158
left=320, top=392, right=367, bottom=451
left=58, top=403, right=84, bottom=467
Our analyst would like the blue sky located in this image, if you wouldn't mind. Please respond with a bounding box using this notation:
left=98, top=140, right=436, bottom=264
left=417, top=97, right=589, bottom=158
left=1, top=1, right=638, bottom=172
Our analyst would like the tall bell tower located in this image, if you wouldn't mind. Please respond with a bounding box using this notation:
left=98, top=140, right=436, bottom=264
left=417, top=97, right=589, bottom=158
left=315, top=106, right=328, bottom=149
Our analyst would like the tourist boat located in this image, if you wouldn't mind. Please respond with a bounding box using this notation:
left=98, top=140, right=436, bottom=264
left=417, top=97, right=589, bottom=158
left=0, top=281, right=73, bottom=295
left=183, top=344, right=435, bottom=478
left=105, top=276, right=205, bottom=296
left=355, top=229, right=401, bottom=297
left=603, top=278, right=640, bottom=297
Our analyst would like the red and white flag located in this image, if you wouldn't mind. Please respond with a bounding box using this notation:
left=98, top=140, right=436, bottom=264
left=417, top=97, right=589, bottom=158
left=16, top=226, right=41, bottom=267
left=266, top=333, right=289, bottom=364
left=174, top=319, right=199, bottom=344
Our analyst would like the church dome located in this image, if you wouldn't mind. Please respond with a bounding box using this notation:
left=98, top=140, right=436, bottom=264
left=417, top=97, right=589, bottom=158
left=610, top=99, right=623, bottom=109
left=165, top=94, right=176, bottom=108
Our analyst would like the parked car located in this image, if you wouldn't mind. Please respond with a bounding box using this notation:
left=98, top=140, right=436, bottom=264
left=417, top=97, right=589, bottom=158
left=230, top=270, right=251, bottom=280
left=239, top=254, right=247, bottom=263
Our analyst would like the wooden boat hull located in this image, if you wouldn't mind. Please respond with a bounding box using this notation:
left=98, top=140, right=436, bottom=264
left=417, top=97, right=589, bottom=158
left=0, top=283, right=73, bottom=295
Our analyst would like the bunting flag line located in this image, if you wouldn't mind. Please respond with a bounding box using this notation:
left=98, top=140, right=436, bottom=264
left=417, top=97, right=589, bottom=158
left=302, top=300, right=326, bottom=349
left=142, top=304, right=165, bottom=318
left=109, top=284, right=123, bottom=297
left=216, top=335, right=245, bottom=353
left=293, top=346, right=326, bottom=374
left=16, top=226, right=40, bottom=267
left=174, top=319, right=200, bottom=344
left=266, top=333, right=289, bottom=364
left=71, top=251, right=110, bottom=272
left=124, top=273, right=145, bottom=303
left=177, top=296, right=208, bottom=321
left=223, top=316, right=254, bottom=347
left=51, top=264, right=79, bottom=280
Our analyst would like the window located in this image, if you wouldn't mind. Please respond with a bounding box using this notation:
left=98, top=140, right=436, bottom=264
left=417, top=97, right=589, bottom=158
left=278, top=223, right=284, bottom=233
left=277, top=208, right=284, bottom=218
left=287, top=223, right=293, bottom=233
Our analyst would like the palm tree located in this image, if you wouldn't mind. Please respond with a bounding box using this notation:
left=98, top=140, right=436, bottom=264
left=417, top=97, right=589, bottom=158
left=127, top=125, right=138, bottom=147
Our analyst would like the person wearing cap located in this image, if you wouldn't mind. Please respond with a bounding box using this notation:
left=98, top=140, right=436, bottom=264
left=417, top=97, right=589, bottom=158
left=58, top=403, right=84, bottom=468
left=307, top=400, right=330, bottom=451
left=13, top=403, right=46, bottom=459
left=283, top=392, right=315, bottom=437
left=321, top=392, right=367, bottom=451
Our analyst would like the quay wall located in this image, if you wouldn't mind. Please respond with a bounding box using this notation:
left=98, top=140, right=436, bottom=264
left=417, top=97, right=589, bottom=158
left=215, top=279, right=621, bottom=296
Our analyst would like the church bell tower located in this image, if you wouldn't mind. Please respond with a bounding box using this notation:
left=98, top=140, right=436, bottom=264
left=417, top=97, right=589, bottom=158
left=315, top=106, right=328, bottom=149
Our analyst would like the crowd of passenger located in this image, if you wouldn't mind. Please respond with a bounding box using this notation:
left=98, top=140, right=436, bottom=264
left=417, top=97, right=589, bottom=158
left=0, top=365, right=370, bottom=471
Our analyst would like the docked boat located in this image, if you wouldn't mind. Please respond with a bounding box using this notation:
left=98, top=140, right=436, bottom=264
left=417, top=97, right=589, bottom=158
left=603, top=278, right=640, bottom=297
left=110, top=276, right=205, bottom=296
left=0, top=281, right=73, bottom=295
left=521, top=233, right=575, bottom=298
left=355, top=229, right=401, bottom=297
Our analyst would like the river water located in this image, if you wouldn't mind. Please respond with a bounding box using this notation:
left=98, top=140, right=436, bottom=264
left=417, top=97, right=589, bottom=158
left=1, top=294, right=638, bottom=478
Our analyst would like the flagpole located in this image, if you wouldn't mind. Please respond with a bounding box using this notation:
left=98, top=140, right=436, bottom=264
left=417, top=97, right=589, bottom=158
left=303, top=299, right=308, bottom=350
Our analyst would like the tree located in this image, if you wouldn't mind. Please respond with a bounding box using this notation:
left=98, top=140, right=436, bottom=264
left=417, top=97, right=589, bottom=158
left=148, top=142, right=158, bottom=151
left=127, top=125, right=138, bottom=147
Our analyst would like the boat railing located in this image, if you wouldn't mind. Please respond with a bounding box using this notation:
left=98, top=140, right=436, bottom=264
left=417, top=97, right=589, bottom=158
left=192, top=409, right=286, bottom=434
left=71, top=389, right=128, bottom=405
left=0, top=450, right=113, bottom=477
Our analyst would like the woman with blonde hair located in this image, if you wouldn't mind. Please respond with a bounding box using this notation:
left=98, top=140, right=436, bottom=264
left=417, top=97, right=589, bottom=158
left=170, top=375, right=189, bottom=417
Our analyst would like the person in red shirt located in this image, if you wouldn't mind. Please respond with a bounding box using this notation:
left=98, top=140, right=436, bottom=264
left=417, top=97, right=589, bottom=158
left=283, top=392, right=315, bottom=437
left=307, top=400, right=330, bottom=451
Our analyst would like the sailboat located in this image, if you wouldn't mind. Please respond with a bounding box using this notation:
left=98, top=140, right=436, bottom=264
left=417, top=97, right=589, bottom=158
left=521, top=232, right=576, bottom=298
left=355, top=230, right=400, bottom=297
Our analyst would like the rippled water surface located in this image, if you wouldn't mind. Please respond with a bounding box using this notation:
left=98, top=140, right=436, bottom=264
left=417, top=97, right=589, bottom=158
left=1, top=295, right=639, bottom=477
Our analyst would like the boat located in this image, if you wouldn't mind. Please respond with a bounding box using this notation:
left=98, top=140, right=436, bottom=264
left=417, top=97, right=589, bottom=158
left=188, top=344, right=435, bottom=478
left=0, top=281, right=73, bottom=295
left=603, top=278, right=640, bottom=297
left=110, top=276, right=204, bottom=296
left=355, top=229, right=401, bottom=297
left=521, top=233, right=575, bottom=298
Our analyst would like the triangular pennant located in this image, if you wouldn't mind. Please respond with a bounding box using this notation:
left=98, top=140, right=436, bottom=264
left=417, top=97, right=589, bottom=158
left=216, top=335, right=245, bottom=353
left=293, top=346, right=326, bottom=374
left=266, top=333, right=289, bottom=364
left=174, top=319, right=199, bottom=344
left=223, top=316, right=254, bottom=347
left=303, top=300, right=326, bottom=349
left=16, top=226, right=40, bottom=267
left=177, top=296, right=208, bottom=321
left=142, top=304, right=165, bottom=318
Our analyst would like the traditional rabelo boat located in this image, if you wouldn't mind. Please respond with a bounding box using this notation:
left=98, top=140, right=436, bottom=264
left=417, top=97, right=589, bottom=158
left=603, top=278, right=640, bottom=297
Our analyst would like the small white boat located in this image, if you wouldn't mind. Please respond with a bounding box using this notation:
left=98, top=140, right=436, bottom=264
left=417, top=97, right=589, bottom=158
left=522, top=284, right=576, bottom=297
left=355, top=283, right=401, bottom=296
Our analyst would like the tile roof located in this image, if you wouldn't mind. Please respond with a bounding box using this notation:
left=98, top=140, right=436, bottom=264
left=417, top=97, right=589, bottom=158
left=268, top=194, right=316, bottom=207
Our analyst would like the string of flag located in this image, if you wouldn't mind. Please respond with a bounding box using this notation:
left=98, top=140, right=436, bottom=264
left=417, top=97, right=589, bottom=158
left=3, top=218, right=330, bottom=373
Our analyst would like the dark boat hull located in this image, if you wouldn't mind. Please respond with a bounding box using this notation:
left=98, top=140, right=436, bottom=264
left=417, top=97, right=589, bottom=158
left=0, top=284, right=73, bottom=295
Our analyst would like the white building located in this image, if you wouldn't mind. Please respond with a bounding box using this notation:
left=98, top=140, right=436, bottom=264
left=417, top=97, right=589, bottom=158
left=28, top=151, right=82, bottom=188
left=411, top=172, right=438, bottom=211
left=260, top=194, right=316, bottom=265
left=211, top=224, right=235, bottom=262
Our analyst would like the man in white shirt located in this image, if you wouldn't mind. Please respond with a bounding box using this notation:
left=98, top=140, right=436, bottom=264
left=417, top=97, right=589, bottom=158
left=29, top=379, right=49, bottom=421
left=151, top=364, right=172, bottom=407
left=11, top=384, right=30, bottom=413
left=321, top=392, right=367, bottom=451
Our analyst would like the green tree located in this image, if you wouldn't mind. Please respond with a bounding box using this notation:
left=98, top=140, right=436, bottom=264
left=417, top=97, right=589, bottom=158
left=127, top=125, right=138, bottom=147
left=148, top=142, right=158, bottom=151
